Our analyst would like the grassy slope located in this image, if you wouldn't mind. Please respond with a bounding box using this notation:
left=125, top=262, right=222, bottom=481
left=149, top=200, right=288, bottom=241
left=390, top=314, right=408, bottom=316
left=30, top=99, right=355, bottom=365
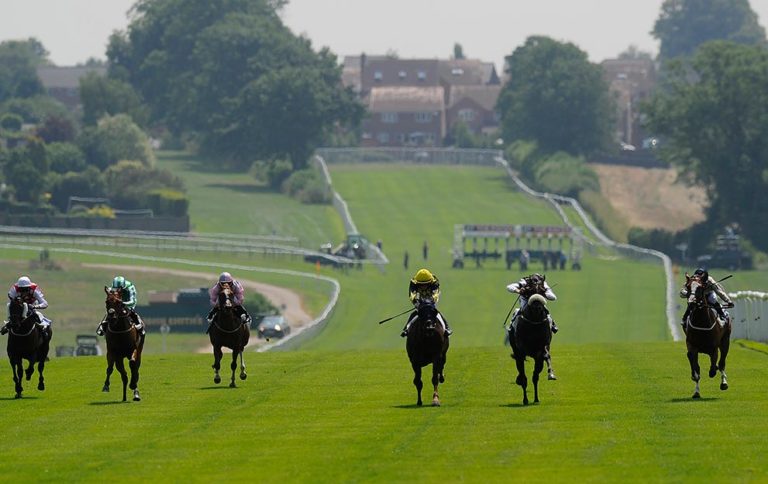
left=303, top=164, right=668, bottom=350
left=157, top=151, right=345, bottom=247
left=1, top=343, right=766, bottom=482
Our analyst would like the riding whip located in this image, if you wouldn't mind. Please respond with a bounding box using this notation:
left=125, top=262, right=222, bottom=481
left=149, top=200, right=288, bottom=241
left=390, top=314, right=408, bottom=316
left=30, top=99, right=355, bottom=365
left=377, top=307, right=413, bottom=325
left=502, top=294, right=521, bottom=328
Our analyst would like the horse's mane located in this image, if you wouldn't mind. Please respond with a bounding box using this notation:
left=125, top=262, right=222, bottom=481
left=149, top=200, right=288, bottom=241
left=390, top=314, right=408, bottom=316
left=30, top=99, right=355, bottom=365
left=528, top=294, right=547, bottom=306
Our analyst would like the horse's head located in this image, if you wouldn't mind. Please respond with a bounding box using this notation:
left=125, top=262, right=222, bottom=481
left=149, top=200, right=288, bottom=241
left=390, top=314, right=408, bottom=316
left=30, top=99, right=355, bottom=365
left=218, top=284, right=234, bottom=309
left=105, top=286, right=128, bottom=317
left=8, top=296, right=29, bottom=323
left=414, top=302, right=440, bottom=333
left=522, top=294, right=549, bottom=323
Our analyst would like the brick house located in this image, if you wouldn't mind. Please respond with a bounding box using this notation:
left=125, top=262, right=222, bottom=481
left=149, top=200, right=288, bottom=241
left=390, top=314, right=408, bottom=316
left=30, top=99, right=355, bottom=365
left=600, top=58, right=657, bottom=148
left=446, top=84, right=502, bottom=136
left=36, top=65, right=107, bottom=111
left=361, top=86, right=445, bottom=147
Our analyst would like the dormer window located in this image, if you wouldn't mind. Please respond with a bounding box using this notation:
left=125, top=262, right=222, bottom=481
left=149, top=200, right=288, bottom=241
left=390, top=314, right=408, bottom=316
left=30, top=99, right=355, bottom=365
left=374, top=71, right=383, bottom=82
left=398, top=70, right=407, bottom=80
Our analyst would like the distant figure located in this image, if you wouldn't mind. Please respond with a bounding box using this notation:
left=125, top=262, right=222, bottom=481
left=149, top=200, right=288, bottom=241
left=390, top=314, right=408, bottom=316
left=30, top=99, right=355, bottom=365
left=377, top=239, right=383, bottom=250
left=404, top=250, right=410, bottom=270
left=519, top=250, right=529, bottom=271
left=422, top=240, right=429, bottom=261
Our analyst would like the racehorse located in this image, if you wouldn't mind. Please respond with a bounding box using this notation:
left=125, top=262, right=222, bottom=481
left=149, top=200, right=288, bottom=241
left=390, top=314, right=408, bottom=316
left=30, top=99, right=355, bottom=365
left=405, top=302, right=449, bottom=406
left=509, top=294, right=551, bottom=405
left=5, top=296, right=50, bottom=398
left=209, top=284, right=249, bottom=387
left=683, top=274, right=731, bottom=399
left=102, top=287, right=145, bottom=402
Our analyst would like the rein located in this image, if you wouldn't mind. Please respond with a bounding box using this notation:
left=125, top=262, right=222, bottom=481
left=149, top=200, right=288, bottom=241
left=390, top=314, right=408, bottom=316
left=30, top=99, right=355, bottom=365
left=8, top=320, right=39, bottom=337
left=106, top=312, right=135, bottom=334
left=212, top=317, right=245, bottom=334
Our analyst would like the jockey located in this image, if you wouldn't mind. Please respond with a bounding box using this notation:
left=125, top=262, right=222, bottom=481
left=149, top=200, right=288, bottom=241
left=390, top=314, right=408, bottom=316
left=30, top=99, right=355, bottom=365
left=400, top=268, right=452, bottom=337
left=680, top=268, right=733, bottom=327
left=2, top=276, right=51, bottom=339
left=97, top=276, right=145, bottom=336
left=206, top=272, right=252, bottom=333
left=506, top=273, right=558, bottom=335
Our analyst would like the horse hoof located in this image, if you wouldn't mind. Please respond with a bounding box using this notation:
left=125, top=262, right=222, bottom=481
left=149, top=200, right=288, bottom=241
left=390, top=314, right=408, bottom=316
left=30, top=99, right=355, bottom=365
left=432, top=400, right=441, bottom=407
left=229, top=382, right=236, bottom=388
left=240, top=373, right=247, bottom=381
left=417, top=401, right=422, bottom=407
left=692, top=392, right=701, bottom=399
left=102, top=386, right=110, bottom=392
left=709, top=369, right=717, bottom=378
left=14, top=393, right=21, bottom=399
left=133, top=392, right=141, bottom=402
left=38, top=382, right=45, bottom=391
left=523, top=399, right=529, bottom=406
left=439, top=375, right=445, bottom=383
left=720, top=383, right=729, bottom=391
left=213, top=376, right=221, bottom=384
left=548, top=373, right=557, bottom=381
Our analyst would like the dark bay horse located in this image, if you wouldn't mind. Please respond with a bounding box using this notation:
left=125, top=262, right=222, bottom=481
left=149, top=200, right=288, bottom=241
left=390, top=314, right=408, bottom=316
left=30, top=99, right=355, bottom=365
left=683, top=275, right=731, bottom=399
left=209, top=285, right=249, bottom=387
left=509, top=294, right=551, bottom=405
left=405, top=302, right=449, bottom=406
left=103, top=287, right=144, bottom=402
left=6, top=296, right=50, bottom=398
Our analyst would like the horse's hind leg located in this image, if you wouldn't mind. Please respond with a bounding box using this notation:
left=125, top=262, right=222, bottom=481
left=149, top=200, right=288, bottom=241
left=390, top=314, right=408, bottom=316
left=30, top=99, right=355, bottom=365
left=545, top=346, right=557, bottom=380
left=515, top=356, right=529, bottom=405
left=532, top=357, right=545, bottom=404
left=687, top=350, right=701, bottom=399
left=239, top=351, right=247, bottom=381
left=719, top=336, right=730, bottom=391
left=36, top=357, right=45, bottom=391
left=412, top=364, right=423, bottom=406
left=129, top=359, right=141, bottom=401
left=25, top=359, right=35, bottom=380
left=708, top=350, right=719, bottom=378
left=115, top=358, right=129, bottom=402
left=431, top=363, right=441, bottom=407
left=229, top=350, right=238, bottom=388
left=103, top=356, right=114, bottom=392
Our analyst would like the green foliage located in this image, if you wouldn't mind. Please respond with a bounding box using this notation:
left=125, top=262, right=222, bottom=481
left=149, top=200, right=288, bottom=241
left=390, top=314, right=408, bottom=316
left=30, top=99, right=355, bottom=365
left=0, top=112, right=23, bottom=131
left=643, top=41, right=768, bottom=250
left=0, top=38, right=47, bottom=102
left=146, top=188, right=189, bottom=216
left=251, top=158, right=293, bottom=189
left=78, top=114, right=155, bottom=169
left=48, top=166, right=106, bottom=212
left=497, top=36, right=614, bottom=156
left=533, top=152, right=600, bottom=197
left=46, top=142, right=87, bottom=174
left=104, top=160, right=186, bottom=213
left=504, top=139, right=539, bottom=171
left=577, top=189, right=630, bottom=242
left=108, top=0, right=362, bottom=166
left=0, top=95, right=69, bottom=124
left=79, top=71, right=149, bottom=127
left=2, top=138, right=49, bottom=204
left=447, top=121, right=498, bottom=149
left=281, top=168, right=331, bottom=204
left=653, top=0, right=766, bottom=65
left=36, top=114, right=76, bottom=143
left=69, top=203, right=115, bottom=218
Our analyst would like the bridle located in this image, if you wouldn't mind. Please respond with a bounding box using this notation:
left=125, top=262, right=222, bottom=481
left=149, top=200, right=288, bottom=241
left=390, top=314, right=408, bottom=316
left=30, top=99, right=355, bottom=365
left=8, top=299, right=38, bottom=337
left=105, top=293, right=134, bottom=334
left=687, top=281, right=718, bottom=331
left=212, top=286, right=244, bottom=334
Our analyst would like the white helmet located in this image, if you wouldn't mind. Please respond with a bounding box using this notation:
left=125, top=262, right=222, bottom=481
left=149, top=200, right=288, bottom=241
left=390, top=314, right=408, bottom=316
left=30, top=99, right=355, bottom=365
left=16, top=276, right=32, bottom=288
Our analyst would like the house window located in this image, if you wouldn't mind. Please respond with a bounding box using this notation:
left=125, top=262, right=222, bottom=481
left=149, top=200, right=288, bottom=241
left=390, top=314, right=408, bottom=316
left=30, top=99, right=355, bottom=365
left=458, top=109, right=476, bottom=122
left=377, top=132, right=390, bottom=144
left=451, top=68, right=464, bottom=76
left=381, top=112, right=398, bottom=123
left=415, top=112, right=432, bottom=123
left=398, top=70, right=407, bottom=80
left=374, top=71, right=383, bottom=82
left=417, top=70, right=426, bottom=81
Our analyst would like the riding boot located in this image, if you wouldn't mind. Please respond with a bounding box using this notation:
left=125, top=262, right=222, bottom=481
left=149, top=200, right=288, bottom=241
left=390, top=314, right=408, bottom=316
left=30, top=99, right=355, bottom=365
left=549, top=316, right=558, bottom=334
left=439, top=312, right=453, bottom=336
left=132, top=312, right=146, bottom=336
left=96, top=315, right=107, bottom=336
left=714, top=302, right=727, bottom=321
left=400, top=323, right=408, bottom=338
left=0, top=321, right=8, bottom=335
left=681, top=304, right=692, bottom=330
left=205, top=307, right=218, bottom=334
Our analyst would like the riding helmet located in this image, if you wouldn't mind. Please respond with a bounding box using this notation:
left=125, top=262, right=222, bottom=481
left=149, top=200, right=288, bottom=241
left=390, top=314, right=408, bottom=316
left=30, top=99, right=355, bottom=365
left=412, top=268, right=436, bottom=284
left=111, top=276, right=126, bottom=289
left=219, top=272, right=234, bottom=284
left=16, top=276, right=32, bottom=288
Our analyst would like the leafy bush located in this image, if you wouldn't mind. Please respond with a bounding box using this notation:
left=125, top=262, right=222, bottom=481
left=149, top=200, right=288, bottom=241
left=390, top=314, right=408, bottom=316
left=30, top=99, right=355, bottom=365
left=47, top=142, right=87, bottom=174
left=77, top=114, right=155, bottom=169
left=69, top=204, right=115, bottom=218
left=533, top=152, right=600, bottom=197
left=0, top=95, right=69, bottom=124
left=504, top=139, right=539, bottom=171
left=250, top=158, right=293, bottom=189
left=0, top=112, right=23, bottom=132
left=147, top=188, right=189, bottom=217
left=48, top=167, right=106, bottom=212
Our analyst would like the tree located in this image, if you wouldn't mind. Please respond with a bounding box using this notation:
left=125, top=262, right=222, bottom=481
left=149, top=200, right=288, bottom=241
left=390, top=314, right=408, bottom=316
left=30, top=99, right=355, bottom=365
left=497, top=36, right=614, bottom=156
left=643, top=41, right=768, bottom=250
left=36, top=115, right=76, bottom=143
left=46, top=142, right=87, bottom=174
left=453, top=43, right=465, bottom=60
left=4, top=139, right=49, bottom=204
left=107, top=0, right=362, bottom=167
left=78, top=114, right=155, bottom=169
left=79, top=72, right=149, bottom=127
left=0, top=38, right=48, bottom=102
left=653, top=0, right=766, bottom=66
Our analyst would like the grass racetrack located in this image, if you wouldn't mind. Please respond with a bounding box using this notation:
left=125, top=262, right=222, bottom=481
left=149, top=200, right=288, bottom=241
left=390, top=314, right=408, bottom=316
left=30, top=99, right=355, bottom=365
left=1, top=342, right=767, bottom=482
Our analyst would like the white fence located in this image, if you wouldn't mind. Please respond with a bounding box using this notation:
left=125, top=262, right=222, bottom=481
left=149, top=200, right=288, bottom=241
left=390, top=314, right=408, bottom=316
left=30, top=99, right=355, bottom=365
left=729, top=291, right=768, bottom=342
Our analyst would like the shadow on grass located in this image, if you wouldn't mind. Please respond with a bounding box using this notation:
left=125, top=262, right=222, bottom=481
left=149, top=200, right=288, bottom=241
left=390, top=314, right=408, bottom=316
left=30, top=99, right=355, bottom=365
left=0, top=396, right=40, bottom=401
left=199, top=385, right=238, bottom=390
left=498, top=402, right=537, bottom=408
left=88, top=400, right=129, bottom=406
left=204, top=183, right=274, bottom=195
left=391, top=403, right=442, bottom=409
left=668, top=396, right=718, bottom=403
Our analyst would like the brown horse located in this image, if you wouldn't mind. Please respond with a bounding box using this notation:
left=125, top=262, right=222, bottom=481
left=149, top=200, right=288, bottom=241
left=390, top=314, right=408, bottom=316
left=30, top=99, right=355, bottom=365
left=405, top=302, right=449, bottom=406
left=509, top=294, right=552, bottom=405
left=102, top=287, right=145, bottom=402
left=209, top=284, right=249, bottom=387
left=683, top=275, right=731, bottom=399
left=6, top=296, right=50, bottom=398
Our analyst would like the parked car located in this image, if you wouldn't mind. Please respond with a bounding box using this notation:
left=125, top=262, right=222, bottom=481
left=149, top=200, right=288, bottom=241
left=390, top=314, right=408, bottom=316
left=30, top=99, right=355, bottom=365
left=75, top=334, right=102, bottom=356
left=256, top=315, right=290, bottom=339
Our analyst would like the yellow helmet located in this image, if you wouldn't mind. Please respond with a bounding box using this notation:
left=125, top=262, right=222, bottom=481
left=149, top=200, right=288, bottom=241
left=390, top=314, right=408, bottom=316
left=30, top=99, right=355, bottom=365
left=412, top=268, right=436, bottom=284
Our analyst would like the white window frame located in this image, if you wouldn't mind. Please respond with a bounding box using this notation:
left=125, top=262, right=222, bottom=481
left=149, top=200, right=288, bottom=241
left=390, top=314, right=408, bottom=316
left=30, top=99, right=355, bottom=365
left=415, top=112, right=433, bottom=123
left=381, top=112, right=398, bottom=123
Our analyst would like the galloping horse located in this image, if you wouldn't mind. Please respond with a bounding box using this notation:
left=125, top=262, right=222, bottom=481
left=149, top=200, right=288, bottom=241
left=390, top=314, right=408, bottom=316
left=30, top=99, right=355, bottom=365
left=209, top=284, right=249, bottom=387
left=405, top=302, right=450, bottom=406
left=102, top=287, right=144, bottom=402
left=683, top=274, right=731, bottom=399
left=6, top=296, right=50, bottom=398
left=509, top=294, right=551, bottom=405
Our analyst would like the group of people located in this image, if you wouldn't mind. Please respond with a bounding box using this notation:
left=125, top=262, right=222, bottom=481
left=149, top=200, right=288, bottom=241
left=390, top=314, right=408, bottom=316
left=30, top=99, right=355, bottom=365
left=0, top=272, right=253, bottom=338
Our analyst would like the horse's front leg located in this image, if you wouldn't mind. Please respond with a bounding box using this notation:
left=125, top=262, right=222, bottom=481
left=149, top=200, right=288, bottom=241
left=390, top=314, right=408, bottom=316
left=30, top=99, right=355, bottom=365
left=239, top=351, right=247, bottom=381
left=114, top=357, right=129, bottom=402
left=687, top=350, right=701, bottom=399
left=36, top=357, right=45, bottom=391
left=707, top=349, right=719, bottom=378
left=514, top=355, right=529, bottom=405
left=431, top=361, right=441, bottom=407
left=412, top=363, right=423, bottom=406
left=719, top=336, right=730, bottom=391
left=212, top=346, right=223, bottom=384
left=24, top=358, right=35, bottom=381
left=532, top=356, right=545, bottom=404
left=103, top=355, right=114, bottom=392
left=229, top=350, right=239, bottom=388
left=11, top=358, right=23, bottom=398
left=545, top=346, right=557, bottom=380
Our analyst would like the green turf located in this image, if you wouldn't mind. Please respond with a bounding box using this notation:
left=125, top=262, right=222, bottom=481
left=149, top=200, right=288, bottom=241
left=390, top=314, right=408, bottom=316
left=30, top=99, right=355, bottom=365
left=157, top=151, right=345, bottom=247
left=0, top=342, right=766, bottom=482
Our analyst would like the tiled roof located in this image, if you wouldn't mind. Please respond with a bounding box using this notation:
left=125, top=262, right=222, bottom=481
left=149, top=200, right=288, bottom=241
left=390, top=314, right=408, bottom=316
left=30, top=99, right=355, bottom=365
left=448, top=85, right=502, bottom=111
left=36, top=66, right=107, bottom=89
left=369, top=86, right=445, bottom=112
